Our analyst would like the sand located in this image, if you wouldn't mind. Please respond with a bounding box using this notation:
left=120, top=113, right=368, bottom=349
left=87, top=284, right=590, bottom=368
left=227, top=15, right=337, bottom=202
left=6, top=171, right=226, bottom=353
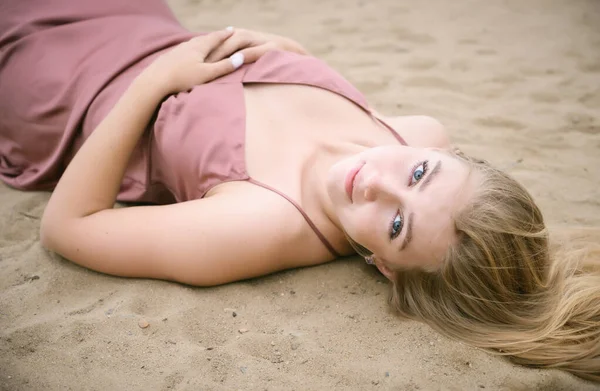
left=1, top=0, right=599, bottom=389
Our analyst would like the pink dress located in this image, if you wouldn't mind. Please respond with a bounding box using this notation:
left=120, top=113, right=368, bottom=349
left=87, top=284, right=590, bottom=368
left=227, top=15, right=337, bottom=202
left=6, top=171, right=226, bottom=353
left=0, top=0, right=405, bottom=257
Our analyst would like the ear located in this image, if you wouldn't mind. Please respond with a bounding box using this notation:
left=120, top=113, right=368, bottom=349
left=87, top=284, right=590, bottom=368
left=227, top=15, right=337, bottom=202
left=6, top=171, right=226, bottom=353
left=375, top=262, right=397, bottom=281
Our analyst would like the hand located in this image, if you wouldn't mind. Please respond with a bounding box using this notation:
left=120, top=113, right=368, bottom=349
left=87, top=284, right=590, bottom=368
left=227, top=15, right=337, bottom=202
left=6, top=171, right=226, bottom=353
left=204, top=27, right=309, bottom=65
left=142, top=29, right=239, bottom=96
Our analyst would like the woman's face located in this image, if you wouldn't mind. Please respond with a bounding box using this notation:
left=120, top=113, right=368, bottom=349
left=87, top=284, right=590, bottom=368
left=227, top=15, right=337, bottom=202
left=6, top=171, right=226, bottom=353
left=326, top=145, right=475, bottom=278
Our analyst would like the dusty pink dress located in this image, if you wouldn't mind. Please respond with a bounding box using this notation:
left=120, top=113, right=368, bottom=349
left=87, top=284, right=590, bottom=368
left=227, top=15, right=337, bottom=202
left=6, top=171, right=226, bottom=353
left=0, top=0, right=405, bottom=257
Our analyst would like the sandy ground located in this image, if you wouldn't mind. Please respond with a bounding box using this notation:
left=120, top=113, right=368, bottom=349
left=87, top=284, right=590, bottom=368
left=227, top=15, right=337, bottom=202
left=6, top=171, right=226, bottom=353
left=1, top=0, right=600, bottom=390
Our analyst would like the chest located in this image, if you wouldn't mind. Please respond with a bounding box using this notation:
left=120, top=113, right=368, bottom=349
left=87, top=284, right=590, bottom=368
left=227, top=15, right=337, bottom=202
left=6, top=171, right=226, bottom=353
left=243, top=83, right=398, bottom=197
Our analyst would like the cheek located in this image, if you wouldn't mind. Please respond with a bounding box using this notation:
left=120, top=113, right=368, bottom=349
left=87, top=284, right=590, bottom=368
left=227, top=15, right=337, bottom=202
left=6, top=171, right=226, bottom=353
left=344, top=206, right=381, bottom=244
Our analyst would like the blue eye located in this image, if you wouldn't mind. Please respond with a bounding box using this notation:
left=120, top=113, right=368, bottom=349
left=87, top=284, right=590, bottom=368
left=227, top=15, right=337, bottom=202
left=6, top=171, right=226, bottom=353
left=410, top=161, right=428, bottom=186
left=390, top=213, right=403, bottom=239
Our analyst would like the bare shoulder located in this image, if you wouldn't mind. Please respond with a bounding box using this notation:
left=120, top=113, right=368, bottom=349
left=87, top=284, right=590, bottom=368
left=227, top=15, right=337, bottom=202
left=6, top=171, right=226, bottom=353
left=42, top=181, right=331, bottom=286
left=381, top=115, right=451, bottom=148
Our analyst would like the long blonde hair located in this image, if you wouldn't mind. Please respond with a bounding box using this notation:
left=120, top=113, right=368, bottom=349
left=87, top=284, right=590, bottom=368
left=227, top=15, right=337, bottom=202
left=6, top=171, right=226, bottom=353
left=389, top=152, right=600, bottom=381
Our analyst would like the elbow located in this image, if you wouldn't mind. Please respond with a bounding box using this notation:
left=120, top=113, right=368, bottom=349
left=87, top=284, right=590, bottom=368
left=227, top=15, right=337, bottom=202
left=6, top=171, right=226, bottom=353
left=39, top=211, right=61, bottom=252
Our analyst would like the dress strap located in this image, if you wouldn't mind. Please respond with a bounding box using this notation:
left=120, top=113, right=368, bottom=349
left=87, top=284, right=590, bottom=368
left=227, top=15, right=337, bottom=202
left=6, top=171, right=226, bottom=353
left=369, top=111, right=407, bottom=146
left=247, top=178, right=341, bottom=258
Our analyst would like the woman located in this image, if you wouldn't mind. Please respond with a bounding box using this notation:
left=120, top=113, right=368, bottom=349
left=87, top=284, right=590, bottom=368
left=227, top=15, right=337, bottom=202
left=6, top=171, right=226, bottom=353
left=1, top=0, right=598, bottom=381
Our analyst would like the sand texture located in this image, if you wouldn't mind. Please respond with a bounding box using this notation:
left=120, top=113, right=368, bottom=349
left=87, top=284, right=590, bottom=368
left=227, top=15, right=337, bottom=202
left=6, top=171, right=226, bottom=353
left=1, top=0, right=600, bottom=389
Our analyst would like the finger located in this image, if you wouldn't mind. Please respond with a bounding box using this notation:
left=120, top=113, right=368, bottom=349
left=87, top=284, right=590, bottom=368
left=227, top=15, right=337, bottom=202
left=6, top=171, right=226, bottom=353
left=193, top=29, right=235, bottom=58
left=229, top=52, right=245, bottom=69
left=205, top=32, right=254, bottom=63
left=236, top=44, right=275, bottom=64
left=200, top=56, right=242, bottom=83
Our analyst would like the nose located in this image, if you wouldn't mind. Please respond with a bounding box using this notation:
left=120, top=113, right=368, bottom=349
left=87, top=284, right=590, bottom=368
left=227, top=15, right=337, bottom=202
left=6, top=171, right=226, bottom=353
left=363, top=173, right=398, bottom=202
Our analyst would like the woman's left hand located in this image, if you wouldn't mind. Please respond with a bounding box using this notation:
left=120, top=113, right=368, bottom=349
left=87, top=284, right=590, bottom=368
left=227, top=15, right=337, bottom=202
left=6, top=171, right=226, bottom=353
left=143, top=29, right=240, bottom=96
left=204, top=27, right=309, bottom=65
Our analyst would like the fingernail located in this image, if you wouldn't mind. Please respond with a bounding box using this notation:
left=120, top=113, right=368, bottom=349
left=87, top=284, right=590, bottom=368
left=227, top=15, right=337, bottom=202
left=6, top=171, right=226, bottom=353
left=225, top=26, right=234, bottom=31
left=230, top=52, right=244, bottom=69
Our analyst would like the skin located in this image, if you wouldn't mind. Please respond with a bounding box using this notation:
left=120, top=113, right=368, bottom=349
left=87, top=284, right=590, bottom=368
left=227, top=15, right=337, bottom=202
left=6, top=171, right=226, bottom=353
left=325, top=145, right=476, bottom=279
left=39, top=28, right=472, bottom=286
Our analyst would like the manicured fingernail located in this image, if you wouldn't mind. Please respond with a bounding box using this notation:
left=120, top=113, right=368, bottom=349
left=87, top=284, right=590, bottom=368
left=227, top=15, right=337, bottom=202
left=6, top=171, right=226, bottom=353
left=226, top=26, right=234, bottom=31
left=230, top=52, right=244, bottom=69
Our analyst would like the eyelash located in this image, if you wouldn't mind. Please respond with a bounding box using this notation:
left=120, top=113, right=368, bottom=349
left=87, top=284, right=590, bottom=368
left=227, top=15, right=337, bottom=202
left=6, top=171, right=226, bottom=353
left=389, top=212, right=402, bottom=240
left=408, top=160, right=429, bottom=186
left=389, top=160, right=430, bottom=240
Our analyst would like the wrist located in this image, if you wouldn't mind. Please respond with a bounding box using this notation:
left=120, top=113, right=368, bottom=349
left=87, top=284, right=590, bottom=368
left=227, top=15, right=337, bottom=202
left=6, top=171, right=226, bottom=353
left=134, top=67, right=172, bottom=99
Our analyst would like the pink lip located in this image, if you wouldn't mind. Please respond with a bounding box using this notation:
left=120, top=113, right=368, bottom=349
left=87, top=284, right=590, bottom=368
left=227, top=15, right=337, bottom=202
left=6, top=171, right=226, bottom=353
left=345, top=161, right=365, bottom=202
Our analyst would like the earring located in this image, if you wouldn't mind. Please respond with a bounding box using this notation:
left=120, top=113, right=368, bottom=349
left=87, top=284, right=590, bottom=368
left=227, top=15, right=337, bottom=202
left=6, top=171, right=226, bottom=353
left=365, top=255, right=375, bottom=265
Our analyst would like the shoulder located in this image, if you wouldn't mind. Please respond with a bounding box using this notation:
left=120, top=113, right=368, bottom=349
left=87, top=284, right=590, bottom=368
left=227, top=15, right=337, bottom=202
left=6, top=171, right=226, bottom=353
left=381, top=115, right=451, bottom=149
left=208, top=181, right=337, bottom=264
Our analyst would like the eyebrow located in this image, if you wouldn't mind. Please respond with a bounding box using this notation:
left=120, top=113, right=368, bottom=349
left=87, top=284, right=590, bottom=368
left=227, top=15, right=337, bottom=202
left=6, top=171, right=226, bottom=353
left=418, top=160, right=442, bottom=193
left=400, top=161, right=442, bottom=251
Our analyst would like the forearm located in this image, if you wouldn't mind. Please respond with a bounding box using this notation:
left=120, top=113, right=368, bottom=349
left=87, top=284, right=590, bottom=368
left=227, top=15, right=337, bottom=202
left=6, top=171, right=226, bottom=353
left=42, top=72, right=165, bottom=224
left=40, top=29, right=239, bottom=246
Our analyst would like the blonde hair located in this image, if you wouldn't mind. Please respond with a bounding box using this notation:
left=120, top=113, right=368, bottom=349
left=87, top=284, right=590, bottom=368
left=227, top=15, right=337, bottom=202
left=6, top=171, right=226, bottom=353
left=389, top=152, right=600, bottom=381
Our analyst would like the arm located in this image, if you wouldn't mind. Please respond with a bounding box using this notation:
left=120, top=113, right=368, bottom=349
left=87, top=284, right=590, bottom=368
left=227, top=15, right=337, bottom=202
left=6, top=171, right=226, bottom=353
left=42, top=183, right=320, bottom=286
left=41, top=30, right=324, bottom=285
left=41, top=30, right=236, bottom=230
left=41, top=73, right=161, bottom=225
left=41, top=32, right=239, bottom=261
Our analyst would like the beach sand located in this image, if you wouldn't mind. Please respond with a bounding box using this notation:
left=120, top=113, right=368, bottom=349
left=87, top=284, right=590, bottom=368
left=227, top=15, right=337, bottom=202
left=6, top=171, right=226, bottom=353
left=1, top=0, right=599, bottom=389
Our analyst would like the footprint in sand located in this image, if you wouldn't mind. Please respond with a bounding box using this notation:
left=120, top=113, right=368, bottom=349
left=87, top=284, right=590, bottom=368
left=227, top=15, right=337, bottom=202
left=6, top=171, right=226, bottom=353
left=403, top=76, right=460, bottom=92
left=5, top=323, right=50, bottom=358
left=475, top=48, right=496, bottom=56
left=392, top=27, right=436, bottom=45
left=530, top=91, right=561, bottom=103
left=474, top=116, right=526, bottom=131
left=163, top=373, right=185, bottom=389
left=458, top=38, right=479, bottom=46
left=578, top=61, right=600, bottom=73
left=355, top=80, right=389, bottom=94
left=489, top=73, right=523, bottom=84
left=403, top=57, right=438, bottom=71
left=321, top=17, right=343, bottom=26
left=578, top=91, right=600, bottom=109
left=564, top=112, right=600, bottom=135
left=449, top=60, right=470, bottom=72
left=362, top=42, right=402, bottom=53
left=331, top=25, right=359, bottom=35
